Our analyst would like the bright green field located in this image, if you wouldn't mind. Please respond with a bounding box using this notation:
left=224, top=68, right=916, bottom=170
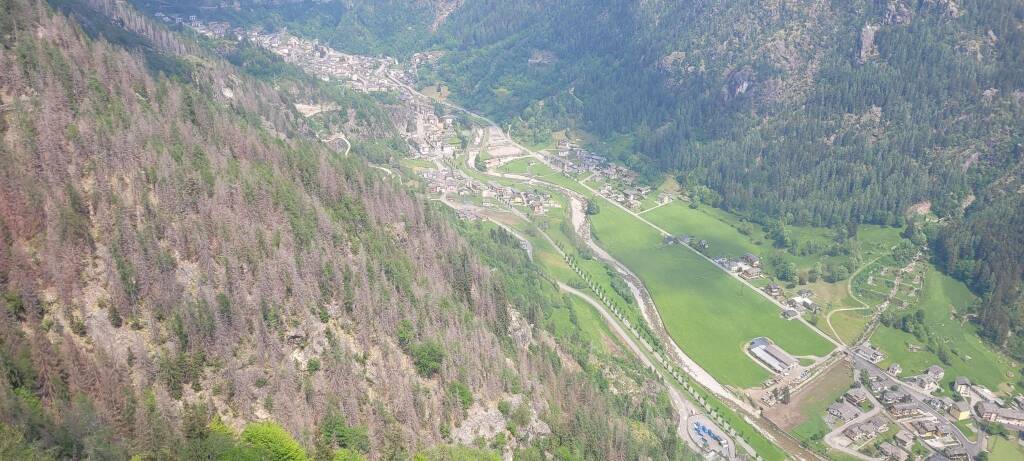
left=873, top=266, right=1015, bottom=393
left=587, top=196, right=835, bottom=388
left=989, top=436, right=1024, bottom=461
left=644, top=202, right=763, bottom=258
left=828, top=308, right=873, bottom=345
left=644, top=201, right=905, bottom=283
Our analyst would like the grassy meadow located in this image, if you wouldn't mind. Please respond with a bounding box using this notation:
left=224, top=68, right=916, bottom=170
left=587, top=195, right=835, bottom=388
left=872, top=267, right=1016, bottom=393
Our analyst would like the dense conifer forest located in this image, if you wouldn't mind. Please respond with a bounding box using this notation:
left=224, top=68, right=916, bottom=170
left=0, top=1, right=700, bottom=458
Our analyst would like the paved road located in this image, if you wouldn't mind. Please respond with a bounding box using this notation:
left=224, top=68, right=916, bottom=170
left=850, top=356, right=982, bottom=457
left=560, top=283, right=738, bottom=459
left=391, top=74, right=823, bottom=459
left=323, top=132, right=351, bottom=157
left=822, top=391, right=884, bottom=461
left=539, top=157, right=844, bottom=352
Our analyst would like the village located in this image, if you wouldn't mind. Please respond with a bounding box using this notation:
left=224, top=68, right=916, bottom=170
left=549, top=140, right=665, bottom=209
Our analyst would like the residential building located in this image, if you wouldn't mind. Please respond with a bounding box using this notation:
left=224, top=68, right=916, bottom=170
left=944, top=445, right=969, bottom=461
left=911, top=419, right=939, bottom=437
left=976, top=402, right=1024, bottom=428
left=868, top=415, right=890, bottom=433
left=854, top=343, right=886, bottom=363
left=888, top=363, right=902, bottom=376
left=843, top=423, right=876, bottom=442
left=954, top=377, right=971, bottom=397
left=845, top=388, right=869, bottom=406
left=741, top=266, right=763, bottom=279
left=949, top=401, right=970, bottom=421
left=879, top=442, right=908, bottom=461
left=893, top=430, right=914, bottom=449
left=828, top=401, right=861, bottom=422
left=889, top=403, right=921, bottom=419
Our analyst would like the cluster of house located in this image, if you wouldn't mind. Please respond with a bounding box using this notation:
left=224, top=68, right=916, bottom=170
left=549, top=142, right=656, bottom=209
left=878, top=430, right=917, bottom=461
left=826, top=388, right=895, bottom=448
left=843, top=414, right=890, bottom=445
left=714, top=253, right=764, bottom=280
left=829, top=388, right=955, bottom=461
left=830, top=358, right=1024, bottom=460
left=408, top=110, right=458, bottom=160
left=422, top=169, right=556, bottom=215
left=153, top=12, right=201, bottom=27
left=748, top=337, right=799, bottom=376
left=905, top=365, right=946, bottom=393
left=183, top=18, right=405, bottom=94
left=423, top=168, right=478, bottom=196
left=597, top=183, right=654, bottom=210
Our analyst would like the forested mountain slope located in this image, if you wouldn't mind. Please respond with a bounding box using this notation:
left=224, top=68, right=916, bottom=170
left=0, top=1, right=692, bottom=459
left=426, top=0, right=1023, bottom=359
left=176, top=0, right=1024, bottom=372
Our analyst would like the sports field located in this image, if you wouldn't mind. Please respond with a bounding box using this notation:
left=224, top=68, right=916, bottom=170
left=587, top=196, right=835, bottom=388
left=872, top=266, right=1015, bottom=393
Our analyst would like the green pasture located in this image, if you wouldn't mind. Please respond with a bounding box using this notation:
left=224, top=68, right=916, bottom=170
left=587, top=196, right=835, bottom=388
left=872, top=266, right=1015, bottom=393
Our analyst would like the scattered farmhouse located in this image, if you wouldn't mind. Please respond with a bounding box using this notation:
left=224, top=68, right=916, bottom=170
left=763, top=283, right=782, bottom=297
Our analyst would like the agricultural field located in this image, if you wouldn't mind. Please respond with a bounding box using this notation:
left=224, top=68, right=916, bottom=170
left=872, top=266, right=1017, bottom=393
left=645, top=199, right=906, bottom=302
left=399, top=157, right=435, bottom=170
left=586, top=195, right=835, bottom=388
left=637, top=177, right=681, bottom=211
left=644, top=201, right=763, bottom=259
left=496, top=157, right=534, bottom=174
